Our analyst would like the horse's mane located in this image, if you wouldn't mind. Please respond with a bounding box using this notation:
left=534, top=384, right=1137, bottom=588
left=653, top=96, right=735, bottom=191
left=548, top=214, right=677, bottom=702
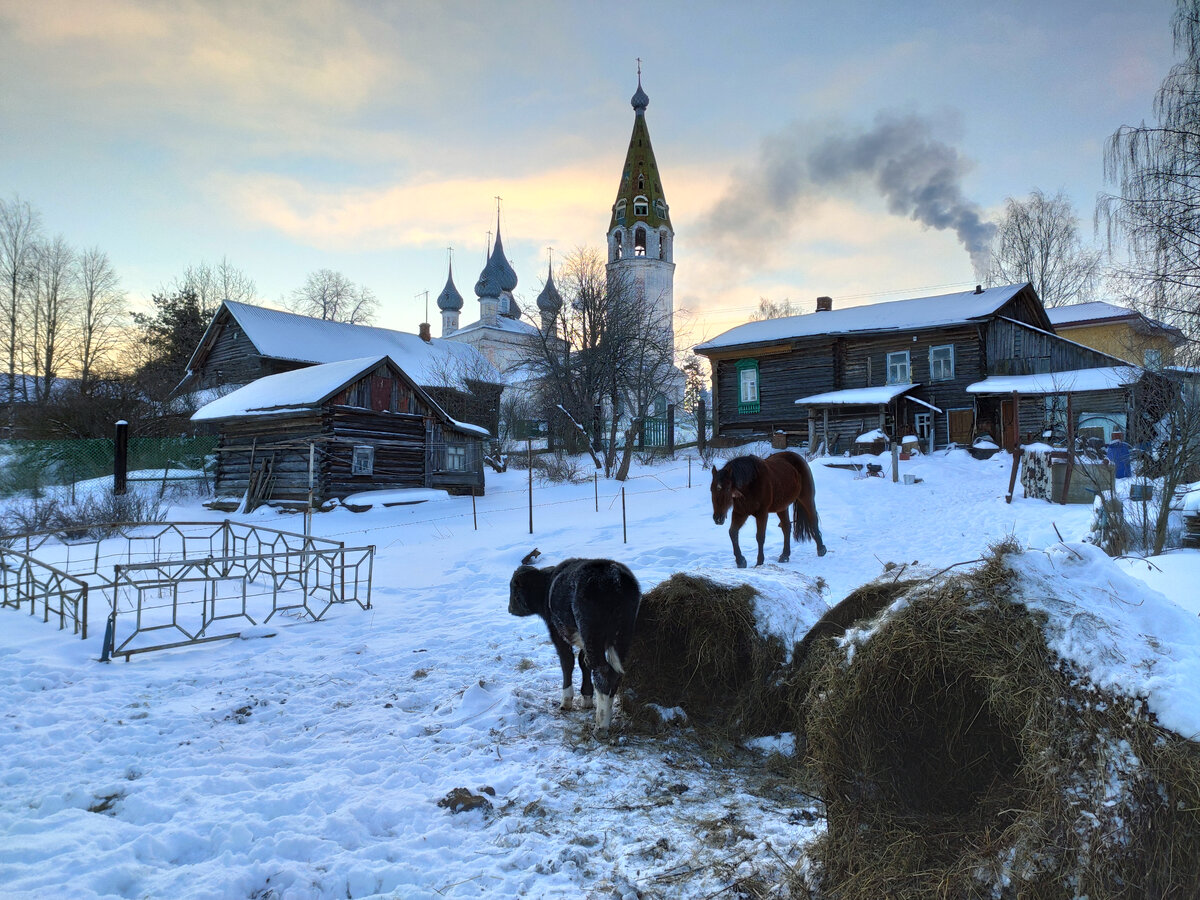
left=724, top=455, right=762, bottom=489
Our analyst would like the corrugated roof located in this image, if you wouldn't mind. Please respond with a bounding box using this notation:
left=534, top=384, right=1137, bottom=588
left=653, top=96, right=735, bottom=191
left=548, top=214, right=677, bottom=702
left=695, top=283, right=1029, bottom=352
left=216, top=301, right=502, bottom=387
left=1045, top=301, right=1135, bottom=325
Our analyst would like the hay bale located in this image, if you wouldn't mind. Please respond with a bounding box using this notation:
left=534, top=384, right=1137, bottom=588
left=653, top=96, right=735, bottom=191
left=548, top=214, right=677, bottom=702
left=623, top=571, right=825, bottom=739
left=802, top=542, right=1200, bottom=899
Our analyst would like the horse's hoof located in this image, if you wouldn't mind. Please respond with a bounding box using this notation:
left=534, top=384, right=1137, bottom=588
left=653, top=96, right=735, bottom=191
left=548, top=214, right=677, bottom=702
left=778, top=555, right=789, bottom=563
left=736, top=558, right=747, bottom=569
left=817, top=546, right=827, bottom=557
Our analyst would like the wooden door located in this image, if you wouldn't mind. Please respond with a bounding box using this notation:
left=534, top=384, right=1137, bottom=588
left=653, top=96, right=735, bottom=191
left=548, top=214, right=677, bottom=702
left=948, top=409, right=974, bottom=445
left=1001, top=399, right=1018, bottom=451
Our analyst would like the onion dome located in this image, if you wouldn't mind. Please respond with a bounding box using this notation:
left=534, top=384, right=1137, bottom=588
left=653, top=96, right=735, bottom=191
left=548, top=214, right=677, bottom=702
left=631, top=73, right=649, bottom=115
left=536, top=263, right=562, bottom=313
left=436, top=261, right=463, bottom=311
left=474, top=220, right=519, bottom=298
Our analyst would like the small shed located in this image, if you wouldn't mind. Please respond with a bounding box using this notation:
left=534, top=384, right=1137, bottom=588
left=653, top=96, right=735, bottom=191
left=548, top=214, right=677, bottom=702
left=795, top=383, right=939, bottom=455
left=192, top=354, right=489, bottom=507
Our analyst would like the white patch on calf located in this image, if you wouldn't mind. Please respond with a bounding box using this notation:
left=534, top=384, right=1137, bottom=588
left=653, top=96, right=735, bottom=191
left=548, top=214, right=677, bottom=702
left=581, top=695, right=593, bottom=709
left=604, top=645, right=624, bottom=674
left=561, top=686, right=574, bottom=709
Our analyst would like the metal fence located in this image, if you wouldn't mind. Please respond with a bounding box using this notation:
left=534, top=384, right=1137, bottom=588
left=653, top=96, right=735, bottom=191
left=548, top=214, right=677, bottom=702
left=0, top=521, right=374, bottom=660
left=0, top=545, right=90, bottom=638
left=104, top=543, right=374, bottom=661
left=0, top=436, right=219, bottom=498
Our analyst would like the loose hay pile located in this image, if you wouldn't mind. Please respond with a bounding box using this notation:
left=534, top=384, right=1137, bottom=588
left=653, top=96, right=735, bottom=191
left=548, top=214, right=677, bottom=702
left=623, top=573, right=793, bottom=739
left=802, top=542, right=1200, bottom=899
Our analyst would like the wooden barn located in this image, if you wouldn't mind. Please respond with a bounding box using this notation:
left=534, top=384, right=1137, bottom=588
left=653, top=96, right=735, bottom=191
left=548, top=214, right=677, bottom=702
left=694, top=283, right=1150, bottom=453
left=192, top=355, right=489, bottom=507
left=180, top=300, right=504, bottom=436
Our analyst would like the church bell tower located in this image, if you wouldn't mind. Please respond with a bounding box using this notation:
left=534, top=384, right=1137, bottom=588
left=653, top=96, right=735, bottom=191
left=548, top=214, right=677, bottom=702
left=606, top=66, right=675, bottom=354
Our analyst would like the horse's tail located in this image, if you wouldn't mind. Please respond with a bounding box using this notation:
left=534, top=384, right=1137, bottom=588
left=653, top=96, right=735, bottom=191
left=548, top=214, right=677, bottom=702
left=793, top=497, right=821, bottom=543
left=783, top=453, right=820, bottom=543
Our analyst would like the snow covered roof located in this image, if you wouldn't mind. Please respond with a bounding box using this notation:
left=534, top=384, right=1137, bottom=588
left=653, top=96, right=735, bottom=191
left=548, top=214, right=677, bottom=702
left=966, top=366, right=1144, bottom=396
left=450, top=315, right=540, bottom=338
left=192, top=356, right=389, bottom=421
left=696, top=283, right=1031, bottom=352
left=1045, top=300, right=1136, bottom=326
left=202, top=301, right=502, bottom=387
left=190, top=355, right=489, bottom=438
left=796, top=383, right=918, bottom=406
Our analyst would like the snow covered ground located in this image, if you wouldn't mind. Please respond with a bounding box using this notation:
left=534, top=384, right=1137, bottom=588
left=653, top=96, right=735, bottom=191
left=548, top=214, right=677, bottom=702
left=1, top=447, right=1197, bottom=899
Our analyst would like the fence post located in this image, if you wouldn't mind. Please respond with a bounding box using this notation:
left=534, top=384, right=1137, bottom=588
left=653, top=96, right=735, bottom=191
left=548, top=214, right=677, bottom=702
left=472, top=490, right=478, bottom=530
left=621, top=486, right=627, bottom=544
left=114, top=420, right=128, bottom=496
left=667, top=404, right=675, bottom=458
left=594, top=471, right=598, bottom=512
left=697, top=398, right=707, bottom=455
left=527, top=438, right=533, bottom=535
left=688, top=456, right=692, bottom=489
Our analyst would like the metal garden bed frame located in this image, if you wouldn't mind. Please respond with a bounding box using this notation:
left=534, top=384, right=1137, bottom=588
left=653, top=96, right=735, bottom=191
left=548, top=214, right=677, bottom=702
left=0, top=521, right=375, bottom=660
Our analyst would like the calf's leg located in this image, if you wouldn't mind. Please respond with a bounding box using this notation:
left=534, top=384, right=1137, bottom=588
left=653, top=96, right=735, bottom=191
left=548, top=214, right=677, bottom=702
left=551, top=634, right=576, bottom=709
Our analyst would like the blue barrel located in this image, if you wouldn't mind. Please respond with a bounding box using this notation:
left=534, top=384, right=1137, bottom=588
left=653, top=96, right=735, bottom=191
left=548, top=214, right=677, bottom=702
left=1106, top=440, right=1131, bottom=478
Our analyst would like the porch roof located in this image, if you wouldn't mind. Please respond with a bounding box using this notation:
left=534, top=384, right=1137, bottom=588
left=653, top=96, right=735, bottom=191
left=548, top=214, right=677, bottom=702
left=795, top=383, right=918, bottom=407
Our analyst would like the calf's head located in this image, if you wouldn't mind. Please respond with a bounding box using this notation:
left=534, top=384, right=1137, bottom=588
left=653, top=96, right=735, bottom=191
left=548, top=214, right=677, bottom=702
left=508, top=565, right=547, bottom=617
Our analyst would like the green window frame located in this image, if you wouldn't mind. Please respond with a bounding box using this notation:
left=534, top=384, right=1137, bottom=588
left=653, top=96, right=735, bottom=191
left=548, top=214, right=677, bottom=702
left=736, top=358, right=760, bottom=414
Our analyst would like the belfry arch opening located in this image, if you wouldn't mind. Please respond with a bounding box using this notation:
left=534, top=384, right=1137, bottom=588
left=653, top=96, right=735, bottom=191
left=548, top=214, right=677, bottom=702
left=613, top=231, right=623, bottom=260
left=634, top=227, right=647, bottom=257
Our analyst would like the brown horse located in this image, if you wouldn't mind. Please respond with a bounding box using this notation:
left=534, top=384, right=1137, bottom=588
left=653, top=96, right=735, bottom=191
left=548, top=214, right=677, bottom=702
left=710, top=450, right=826, bottom=568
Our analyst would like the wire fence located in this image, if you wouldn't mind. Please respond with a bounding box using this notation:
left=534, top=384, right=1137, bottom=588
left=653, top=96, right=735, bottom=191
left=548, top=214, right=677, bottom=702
left=0, top=436, right=219, bottom=499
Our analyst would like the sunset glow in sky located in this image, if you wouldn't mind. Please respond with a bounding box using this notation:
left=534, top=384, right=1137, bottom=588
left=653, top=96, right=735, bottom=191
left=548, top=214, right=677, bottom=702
left=0, top=0, right=1179, bottom=345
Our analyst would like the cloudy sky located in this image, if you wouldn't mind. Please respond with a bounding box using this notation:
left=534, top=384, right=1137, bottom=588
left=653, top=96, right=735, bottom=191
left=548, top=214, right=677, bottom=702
left=0, top=0, right=1179, bottom=344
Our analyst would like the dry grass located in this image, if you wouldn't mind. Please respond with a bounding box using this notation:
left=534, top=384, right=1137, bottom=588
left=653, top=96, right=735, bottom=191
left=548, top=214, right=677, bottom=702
left=801, top=540, right=1200, bottom=899
left=622, top=573, right=797, bottom=741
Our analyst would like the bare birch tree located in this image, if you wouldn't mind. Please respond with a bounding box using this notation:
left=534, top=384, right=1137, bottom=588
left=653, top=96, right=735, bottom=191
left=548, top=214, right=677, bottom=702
left=0, top=195, right=41, bottom=423
left=76, top=247, right=125, bottom=392
left=179, top=256, right=257, bottom=313
left=27, top=235, right=77, bottom=404
left=288, top=269, right=378, bottom=324
left=1099, top=0, right=1200, bottom=335
left=986, top=188, right=1101, bottom=307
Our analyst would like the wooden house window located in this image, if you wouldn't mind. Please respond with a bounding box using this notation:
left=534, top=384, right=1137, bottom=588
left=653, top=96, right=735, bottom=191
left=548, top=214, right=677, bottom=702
left=445, top=444, right=468, bottom=471
left=1144, top=348, right=1163, bottom=369
left=352, top=445, right=374, bottom=476
left=886, top=351, right=911, bottom=385
left=929, top=344, right=955, bottom=381
left=913, top=412, right=932, bottom=442
left=1043, top=396, right=1067, bottom=440
left=736, top=359, right=760, bottom=414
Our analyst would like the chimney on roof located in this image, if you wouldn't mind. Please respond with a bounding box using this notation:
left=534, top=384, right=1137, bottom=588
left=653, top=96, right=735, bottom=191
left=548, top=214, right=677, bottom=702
left=816, top=296, right=833, bottom=312
left=419, top=322, right=432, bottom=343
left=974, top=284, right=983, bottom=294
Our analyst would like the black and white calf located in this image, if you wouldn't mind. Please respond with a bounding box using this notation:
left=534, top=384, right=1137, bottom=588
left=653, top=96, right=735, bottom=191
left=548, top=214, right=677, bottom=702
left=508, top=557, right=641, bottom=733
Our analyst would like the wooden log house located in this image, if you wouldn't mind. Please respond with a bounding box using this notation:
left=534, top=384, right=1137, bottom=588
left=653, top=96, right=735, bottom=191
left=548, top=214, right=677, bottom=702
left=192, top=355, right=489, bottom=507
left=695, top=283, right=1156, bottom=453
left=181, top=300, right=504, bottom=437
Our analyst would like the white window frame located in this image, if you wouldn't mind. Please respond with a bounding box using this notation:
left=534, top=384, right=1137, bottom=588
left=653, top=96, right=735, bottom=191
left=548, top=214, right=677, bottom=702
left=739, top=368, right=758, bottom=404
left=615, top=199, right=626, bottom=223
left=633, top=195, right=649, bottom=217
left=929, top=344, right=955, bottom=381
left=913, top=412, right=932, bottom=441
left=351, top=445, right=375, bottom=476
left=886, top=351, right=911, bottom=385
left=1144, top=348, right=1163, bottom=369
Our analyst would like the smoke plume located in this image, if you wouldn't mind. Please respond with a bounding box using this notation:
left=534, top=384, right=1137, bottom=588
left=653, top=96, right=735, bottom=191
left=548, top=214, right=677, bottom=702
left=703, top=111, right=995, bottom=276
